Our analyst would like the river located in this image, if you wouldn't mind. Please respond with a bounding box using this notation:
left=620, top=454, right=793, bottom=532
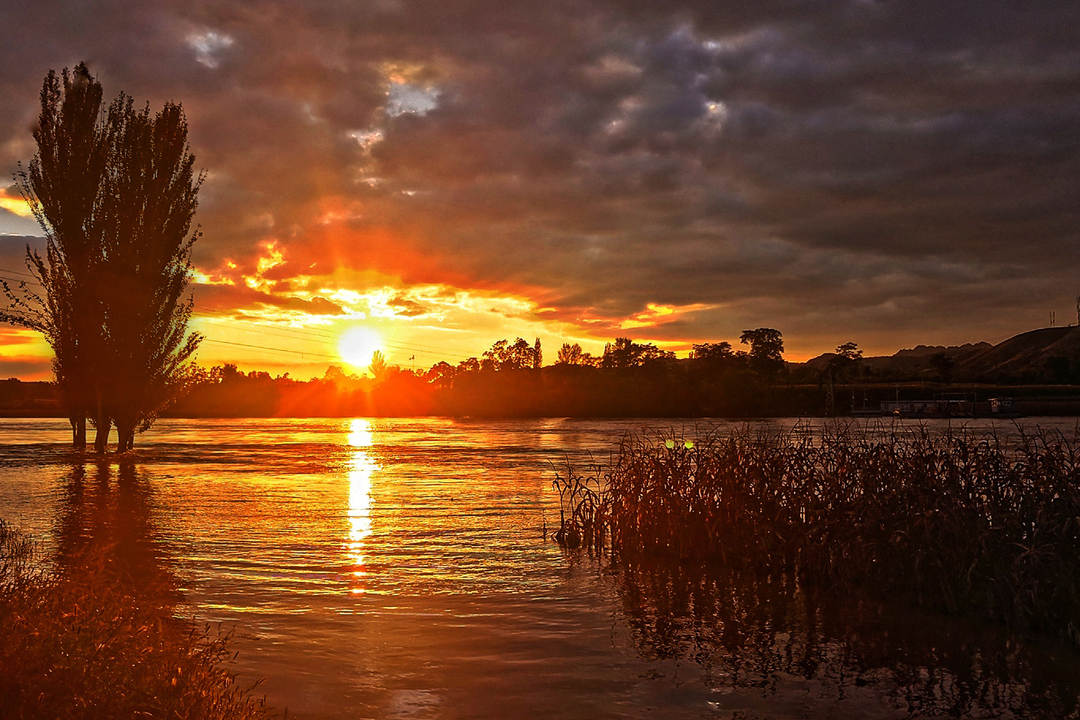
left=1, top=417, right=1078, bottom=719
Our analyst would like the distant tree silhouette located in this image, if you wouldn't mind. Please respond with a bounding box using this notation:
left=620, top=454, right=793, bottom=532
left=602, top=337, right=674, bottom=368
left=823, top=341, right=862, bottom=414
left=369, top=350, right=388, bottom=380
left=425, top=361, right=455, bottom=388
left=457, top=356, right=480, bottom=375
left=481, top=337, right=536, bottom=371
left=557, top=342, right=582, bottom=365
left=739, top=328, right=785, bottom=379
left=507, top=338, right=533, bottom=370
left=1, top=64, right=109, bottom=450
left=532, top=337, right=542, bottom=369
left=825, top=342, right=862, bottom=381
left=690, top=341, right=733, bottom=363
left=556, top=342, right=600, bottom=366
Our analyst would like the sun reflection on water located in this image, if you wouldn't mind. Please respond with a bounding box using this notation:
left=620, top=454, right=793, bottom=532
left=346, top=418, right=377, bottom=593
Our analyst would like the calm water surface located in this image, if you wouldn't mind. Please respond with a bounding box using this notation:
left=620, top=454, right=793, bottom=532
left=1, top=417, right=1078, bottom=719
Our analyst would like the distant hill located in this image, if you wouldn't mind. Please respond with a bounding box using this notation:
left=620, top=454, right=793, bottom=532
left=958, top=327, right=1080, bottom=382
left=805, top=341, right=991, bottom=379
left=804, top=327, right=1080, bottom=383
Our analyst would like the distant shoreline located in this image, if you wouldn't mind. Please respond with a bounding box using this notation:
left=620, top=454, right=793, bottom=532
left=7, top=381, right=1080, bottom=419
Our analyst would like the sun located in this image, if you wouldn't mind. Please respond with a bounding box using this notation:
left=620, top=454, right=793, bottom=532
left=339, top=327, right=382, bottom=370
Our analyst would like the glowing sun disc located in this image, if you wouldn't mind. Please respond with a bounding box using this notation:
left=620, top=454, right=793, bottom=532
left=339, top=327, right=382, bottom=369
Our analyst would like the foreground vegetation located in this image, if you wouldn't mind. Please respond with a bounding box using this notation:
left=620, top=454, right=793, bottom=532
left=553, top=425, right=1080, bottom=646
left=0, top=515, right=271, bottom=719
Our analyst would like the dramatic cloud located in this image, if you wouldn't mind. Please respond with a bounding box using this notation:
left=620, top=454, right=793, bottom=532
left=1, top=0, right=1078, bottom=374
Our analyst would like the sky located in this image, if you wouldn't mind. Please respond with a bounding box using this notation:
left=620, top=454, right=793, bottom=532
left=1, top=0, right=1079, bottom=380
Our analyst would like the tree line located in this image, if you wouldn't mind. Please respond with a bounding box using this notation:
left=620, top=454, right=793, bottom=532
left=424, top=329, right=786, bottom=389
left=159, top=330, right=812, bottom=418
left=1, top=64, right=202, bottom=451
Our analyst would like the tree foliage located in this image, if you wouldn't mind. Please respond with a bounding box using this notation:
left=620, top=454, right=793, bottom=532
left=0, top=64, right=109, bottom=449
left=369, top=350, right=389, bottom=380
left=691, top=341, right=733, bottom=363
left=601, top=337, right=674, bottom=369
left=739, top=328, right=785, bottom=378
left=481, top=337, right=540, bottom=371
left=1, top=63, right=203, bottom=451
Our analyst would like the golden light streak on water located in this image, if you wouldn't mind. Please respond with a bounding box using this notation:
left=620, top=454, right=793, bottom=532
left=346, top=418, right=377, bottom=593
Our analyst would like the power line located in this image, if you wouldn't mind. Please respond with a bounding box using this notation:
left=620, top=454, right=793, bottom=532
left=203, top=334, right=444, bottom=363
left=195, top=310, right=453, bottom=356
left=201, top=338, right=340, bottom=360
left=195, top=317, right=449, bottom=360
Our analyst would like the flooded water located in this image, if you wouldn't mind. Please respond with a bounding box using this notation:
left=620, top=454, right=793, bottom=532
left=1, top=417, right=1078, bottom=719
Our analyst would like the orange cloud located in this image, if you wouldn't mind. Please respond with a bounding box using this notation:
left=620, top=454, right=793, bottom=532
left=0, top=188, right=32, bottom=218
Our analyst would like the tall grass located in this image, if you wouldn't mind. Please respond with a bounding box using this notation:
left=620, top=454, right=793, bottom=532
left=553, top=425, right=1080, bottom=644
left=0, top=519, right=275, bottom=719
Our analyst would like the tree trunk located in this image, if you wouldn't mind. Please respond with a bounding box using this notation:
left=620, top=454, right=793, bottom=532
left=70, top=416, right=86, bottom=451
left=116, top=421, right=135, bottom=452
left=93, top=416, right=111, bottom=454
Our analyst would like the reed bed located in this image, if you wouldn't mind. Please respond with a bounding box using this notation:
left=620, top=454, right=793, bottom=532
left=0, top=520, right=274, bottom=720
left=553, top=425, right=1080, bottom=644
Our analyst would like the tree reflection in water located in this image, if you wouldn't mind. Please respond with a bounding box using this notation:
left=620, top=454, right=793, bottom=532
left=0, top=462, right=270, bottom=719
left=55, top=461, right=180, bottom=615
left=610, top=554, right=1080, bottom=718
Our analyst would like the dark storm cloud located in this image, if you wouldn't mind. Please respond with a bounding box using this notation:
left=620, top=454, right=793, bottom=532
left=1, top=0, right=1078, bottom=353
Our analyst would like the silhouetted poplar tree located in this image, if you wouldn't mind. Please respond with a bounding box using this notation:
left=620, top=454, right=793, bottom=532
left=2, top=64, right=203, bottom=452
left=97, top=96, right=203, bottom=452
left=1, top=64, right=110, bottom=450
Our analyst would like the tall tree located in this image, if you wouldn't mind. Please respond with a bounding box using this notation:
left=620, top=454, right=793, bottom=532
left=96, top=97, right=203, bottom=451
left=3, top=64, right=203, bottom=453
left=1, top=64, right=110, bottom=450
